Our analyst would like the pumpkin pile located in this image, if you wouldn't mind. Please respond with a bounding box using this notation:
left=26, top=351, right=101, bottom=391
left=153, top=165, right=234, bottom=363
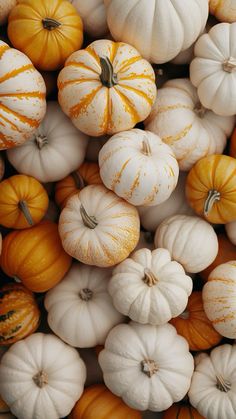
left=0, top=1, right=236, bottom=418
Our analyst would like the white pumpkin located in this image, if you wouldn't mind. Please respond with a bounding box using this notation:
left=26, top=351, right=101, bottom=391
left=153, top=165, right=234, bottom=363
left=225, top=221, right=236, bottom=245
left=0, top=333, right=86, bottom=419
left=154, top=215, right=219, bottom=273
left=209, top=0, right=236, bottom=23
left=104, top=0, right=209, bottom=64
left=7, top=102, right=88, bottom=183
left=99, top=322, right=194, bottom=411
left=189, top=344, right=236, bottom=419
left=86, top=136, right=109, bottom=162
left=70, top=0, right=108, bottom=37
left=190, top=22, right=236, bottom=116
left=109, top=248, right=193, bottom=325
left=0, top=0, right=16, bottom=25
left=145, top=78, right=235, bottom=171
left=45, top=263, right=124, bottom=348
left=99, top=129, right=179, bottom=207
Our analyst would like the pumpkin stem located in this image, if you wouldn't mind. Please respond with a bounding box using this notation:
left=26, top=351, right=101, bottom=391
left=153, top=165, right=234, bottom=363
left=35, top=135, right=48, bottom=150
left=42, top=18, right=61, bottom=31
left=223, top=57, right=236, bottom=73
left=80, top=204, right=98, bottom=229
left=33, top=371, right=48, bottom=388
left=100, top=57, right=118, bottom=88
left=143, top=268, right=158, bottom=287
left=141, top=359, right=158, bottom=377
left=216, top=375, right=231, bottom=392
left=179, top=309, right=189, bottom=320
left=204, top=189, right=221, bottom=216
left=18, top=200, right=34, bottom=226
left=72, top=171, right=85, bottom=190
left=13, top=276, right=21, bottom=283
left=194, top=102, right=207, bottom=118
left=142, top=139, right=152, bottom=156
left=79, top=288, right=93, bottom=301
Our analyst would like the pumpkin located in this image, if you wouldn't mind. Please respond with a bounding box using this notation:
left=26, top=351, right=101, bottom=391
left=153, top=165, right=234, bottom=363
left=99, top=129, right=179, bottom=207
left=189, top=344, right=236, bottom=419
left=104, top=0, right=208, bottom=64
left=109, top=248, right=192, bottom=325
left=69, top=384, right=141, bottom=419
left=154, top=215, right=219, bottom=273
left=209, top=0, right=236, bottom=23
left=99, top=322, right=194, bottom=411
left=229, top=127, right=236, bottom=158
left=170, top=291, right=222, bottom=351
left=59, top=184, right=140, bottom=268
left=163, top=403, right=205, bottom=419
left=0, top=40, right=46, bottom=150
left=71, top=0, right=108, bottom=37
left=0, top=333, right=86, bottom=419
left=0, top=0, right=16, bottom=25
left=86, top=136, right=108, bottom=162
left=0, top=174, right=49, bottom=229
left=145, top=78, right=234, bottom=171
left=55, top=162, right=102, bottom=209
left=226, top=221, right=236, bottom=245
left=0, top=283, right=40, bottom=345
left=203, top=261, right=236, bottom=339
left=8, top=0, right=83, bottom=71
left=190, top=23, right=236, bottom=116
left=0, top=221, right=72, bottom=293
left=186, top=154, right=236, bottom=224
left=7, top=102, right=88, bottom=183
left=0, top=155, right=4, bottom=181
left=45, top=263, right=124, bottom=348
left=58, top=39, right=157, bottom=137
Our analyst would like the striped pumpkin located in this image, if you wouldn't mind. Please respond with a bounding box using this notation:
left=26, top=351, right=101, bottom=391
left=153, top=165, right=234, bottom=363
left=58, top=39, right=157, bottom=137
left=0, top=41, right=46, bottom=150
left=209, top=0, right=236, bottom=23
left=0, top=283, right=40, bottom=345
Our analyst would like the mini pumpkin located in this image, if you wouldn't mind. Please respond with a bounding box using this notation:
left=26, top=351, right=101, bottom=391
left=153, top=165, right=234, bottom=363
left=71, top=0, right=108, bottom=37
left=163, top=403, right=205, bottom=419
left=209, top=0, right=236, bottom=23
left=0, top=0, right=16, bottom=25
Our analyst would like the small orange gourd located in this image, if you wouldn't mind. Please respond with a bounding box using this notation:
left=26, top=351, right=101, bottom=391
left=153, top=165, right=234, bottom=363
left=230, top=127, right=236, bottom=158
left=163, top=403, right=205, bottom=419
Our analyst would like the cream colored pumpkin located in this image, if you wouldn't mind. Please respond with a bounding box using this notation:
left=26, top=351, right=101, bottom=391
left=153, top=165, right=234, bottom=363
left=45, top=263, right=124, bottom=348
left=0, top=41, right=46, bottom=150
left=0, top=154, right=4, bottom=181
left=0, top=0, right=16, bottom=25
left=99, top=129, right=179, bottom=207
left=225, top=221, right=236, bottom=245
left=145, top=78, right=234, bottom=171
left=190, top=23, right=236, bottom=116
left=7, top=102, right=88, bottom=183
left=155, top=215, right=219, bottom=273
left=189, top=344, right=236, bottom=419
left=209, top=0, right=236, bottom=23
left=71, top=0, right=108, bottom=37
left=58, top=39, right=157, bottom=137
left=99, top=322, right=194, bottom=411
left=59, top=184, right=140, bottom=267
left=0, top=333, right=86, bottom=419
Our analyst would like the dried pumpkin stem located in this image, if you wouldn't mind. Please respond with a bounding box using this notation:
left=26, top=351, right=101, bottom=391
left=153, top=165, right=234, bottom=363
left=216, top=375, right=231, bottom=392
left=33, top=371, right=48, bottom=388
left=42, top=18, right=62, bottom=31
left=79, top=288, right=93, bottom=301
left=141, top=359, right=158, bottom=377
left=35, top=135, right=48, bottom=150
left=143, top=268, right=158, bottom=287
left=100, top=57, right=118, bottom=88
left=204, top=189, right=221, bottom=216
left=80, top=204, right=98, bottom=229
left=72, top=171, right=85, bottom=189
left=18, top=200, right=34, bottom=226
left=223, top=57, right=236, bottom=73
left=142, top=139, right=152, bottom=156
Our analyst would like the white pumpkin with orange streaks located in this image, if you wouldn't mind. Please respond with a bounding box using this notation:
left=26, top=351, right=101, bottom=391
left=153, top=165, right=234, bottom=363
left=203, top=261, right=236, bottom=339
left=145, top=78, right=234, bottom=171
left=58, top=184, right=140, bottom=267
left=58, top=39, right=157, bottom=137
left=99, top=129, right=179, bottom=207
left=0, top=41, right=46, bottom=150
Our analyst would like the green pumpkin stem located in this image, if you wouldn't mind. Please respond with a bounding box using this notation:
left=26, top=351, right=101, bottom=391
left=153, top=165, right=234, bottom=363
left=100, top=57, right=118, bottom=88
left=204, top=189, right=221, bottom=217
left=80, top=204, right=98, bottom=229
left=18, top=200, right=34, bottom=226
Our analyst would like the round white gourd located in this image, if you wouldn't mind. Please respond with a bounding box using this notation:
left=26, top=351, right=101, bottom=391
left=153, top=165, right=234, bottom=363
left=70, top=0, right=108, bottom=37
left=225, top=221, right=236, bottom=245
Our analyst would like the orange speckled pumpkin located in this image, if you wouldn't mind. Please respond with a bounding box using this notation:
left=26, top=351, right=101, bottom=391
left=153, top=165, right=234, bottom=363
left=0, top=221, right=72, bottom=293
left=0, top=175, right=49, bottom=229
left=163, top=403, right=205, bottom=419
left=0, top=283, right=40, bottom=345
left=230, top=127, right=236, bottom=158
left=7, top=0, right=83, bottom=71
left=186, top=155, right=236, bottom=224
left=55, top=162, right=102, bottom=208
left=170, top=292, right=221, bottom=351
left=69, top=384, right=141, bottom=419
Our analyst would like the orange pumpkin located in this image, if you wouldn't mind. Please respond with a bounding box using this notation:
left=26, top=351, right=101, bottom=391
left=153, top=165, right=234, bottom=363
left=186, top=154, right=236, bottom=224
left=0, top=283, right=40, bottom=345
left=0, top=221, right=72, bottom=293
left=7, top=0, right=83, bottom=71
left=163, top=403, right=205, bottom=419
left=55, top=162, right=102, bottom=208
left=230, top=127, right=236, bottom=158
left=170, top=291, right=221, bottom=351
left=0, top=175, right=49, bottom=229
left=69, top=384, right=141, bottom=419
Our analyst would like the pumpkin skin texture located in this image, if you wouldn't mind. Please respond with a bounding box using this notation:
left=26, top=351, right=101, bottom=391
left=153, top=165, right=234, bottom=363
left=7, top=102, right=88, bottom=183
left=0, top=333, right=86, bottom=419
left=0, top=0, right=16, bottom=25
left=58, top=39, right=157, bottom=137
left=55, top=162, right=102, bottom=209
left=99, top=322, right=194, bottom=411
left=7, top=0, right=83, bottom=71
left=189, top=344, right=236, bottom=419
left=145, top=78, right=234, bottom=171
left=163, top=403, right=205, bottom=419
left=0, top=221, right=72, bottom=293
left=0, top=41, right=46, bottom=150
left=59, top=184, right=140, bottom=268
left=71, top=0, right=108, bottom=37
left=109, top=248, right=193, bottom=325
left=186, top=155, right=236, bottom=224
left=190, top=23, right=236, bottom=116
left=155, top=215, right=219, bottom=273
left=209, top=0, right=236, bottom=23
left=69, top=384, right=142, bottom=419
left=99, top=129, right=179, bottom=207
left=0, top=283, right=40, bottom=345
left=229, top=127, right=236, bottom=158
left=0, top=175, right=49, bottom=229
left=170, top=291, right=222, bottom=351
